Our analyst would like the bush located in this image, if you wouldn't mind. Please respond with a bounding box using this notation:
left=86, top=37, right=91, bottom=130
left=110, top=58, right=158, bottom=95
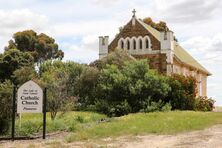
left=194, top=96, right=215, bottom=111
left=161, top=103, right=172, bottom=112
left=167, top=74, right=197, bottom=110
left=95, top=99, right=131, bottom=117
left=95, top=59, right=170, bottom=116
left=140, top=100, right=172, bottom=113
left=0, top=80, right=13, bottom=134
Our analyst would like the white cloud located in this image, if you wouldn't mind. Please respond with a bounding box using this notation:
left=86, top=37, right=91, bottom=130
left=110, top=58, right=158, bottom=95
left=152, top=0, right=222, bottom=23
left=91, top=0, right=121, bottom=6
left=52, top=20, right=120, bottom=39
left=181, top=34, right=222, bottom=64
left=0, top=9, right=49, bottom=52
left=61, top=41, right=98, bottom=64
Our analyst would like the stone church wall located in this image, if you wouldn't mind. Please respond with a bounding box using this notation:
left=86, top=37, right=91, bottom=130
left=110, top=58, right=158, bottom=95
left=108, top=19, right=160, bottom=52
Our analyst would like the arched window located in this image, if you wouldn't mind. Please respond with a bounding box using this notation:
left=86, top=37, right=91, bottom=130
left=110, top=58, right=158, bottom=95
left=145, top=39, right=149, bottom=49
left=121, top=40, right=124, bottom=49
left=127, top=40, right=130, bottom=50
left=139, top=39, right=143, bottom=49
left=133, top=40, right=136, bottom=50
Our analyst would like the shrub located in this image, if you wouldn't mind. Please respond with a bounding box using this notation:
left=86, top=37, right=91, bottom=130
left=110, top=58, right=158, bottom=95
left=161, top=103, right=172, bottom=112
left=95, top=59, right=170, bottom=116
left=109, top=100, right=132, bottom=117
left=95, top=99, right=131, bottom=117
left=167, top=74, right=197, bottom=110
left=0, top=80, right=12, bottom=134
left=76, top=66, right=99, bottom=108
left=140, top=100, right=172, bottom=113
left=194, top=96, right=215, bottom=111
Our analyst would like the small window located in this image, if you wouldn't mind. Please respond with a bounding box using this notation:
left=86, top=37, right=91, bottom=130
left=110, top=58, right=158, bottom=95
left=127, top=40, right=130, bottom=50
left=145, top=39, right=149, bottom=49
left=139, top=39, right=142, bottom=49
left=121, top=41, right=124, bottom=49
left=133, top=40, right=136, bottom=50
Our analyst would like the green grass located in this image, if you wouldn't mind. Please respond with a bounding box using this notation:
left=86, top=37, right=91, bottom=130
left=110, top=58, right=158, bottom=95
left=14, top=111, right=106, bottom=136
left=66, top=111, right=222, bottom=142
left=11, top=111, right=222, bottom=142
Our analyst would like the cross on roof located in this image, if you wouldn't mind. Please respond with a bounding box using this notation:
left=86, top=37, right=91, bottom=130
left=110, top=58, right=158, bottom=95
left=132, top=9, right=136, bottom=17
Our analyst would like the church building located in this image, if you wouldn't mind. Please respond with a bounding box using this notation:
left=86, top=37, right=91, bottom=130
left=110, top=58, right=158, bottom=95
left=98, top=10, right=211, bottom=96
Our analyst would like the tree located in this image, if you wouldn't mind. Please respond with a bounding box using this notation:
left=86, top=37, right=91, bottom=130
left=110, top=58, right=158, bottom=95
left=76, top=66, right=99, bottom=109
left=0, top=49, right=34, bottom=82
left=39, top=61, right=69, bottom=120
left=0, top=80, right=12, bottom=134
left=13, top=66, right=37, bottom=85
left=90, top=49, right=135, bottom=70
left=5, top=30, right=64, bottom=62
left=143, top=17, right=169, bottom=32
left=39, top=60, right=84, bottom=120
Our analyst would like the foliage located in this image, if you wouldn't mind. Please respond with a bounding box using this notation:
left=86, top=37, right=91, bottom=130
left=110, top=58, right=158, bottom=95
left=39, top=60, right=85, bottom=120
left=5, top=30, right=64, bottom=62
left=39, top=61, right=69, bottom=120
left=95, top=59, right=170, bottom=116
left=194, top=96, right=215, bottom=111
left=0, top=80, right=12, bottom=134
left=0, top=49, right=34, bottom=82
left=75, top=66, right=100, bottom=109
left=95, top=99, right=132, bottom=117
left=167, top=74, right=197, bottom=110
left=90, top=49, right=135, bottom=70
left=40, top=60, right=85, bottom=96
left=143, top=17, right=169, bottom=32
left=13, top=66, right=37, bottom=85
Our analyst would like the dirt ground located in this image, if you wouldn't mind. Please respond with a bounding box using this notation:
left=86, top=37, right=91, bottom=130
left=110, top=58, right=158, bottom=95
left=1, top=124, right=222, bottom=148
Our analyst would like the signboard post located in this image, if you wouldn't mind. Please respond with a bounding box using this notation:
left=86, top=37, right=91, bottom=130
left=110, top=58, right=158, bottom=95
left=43, top=88, right=47, bottom=139
left=11, top=85, right=16, bottom=141
left=11, top=80, right=47, bottom=140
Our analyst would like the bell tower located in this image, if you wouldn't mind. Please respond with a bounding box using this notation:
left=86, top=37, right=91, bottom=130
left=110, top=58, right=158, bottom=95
left=99, top=36, right=109, bottom=59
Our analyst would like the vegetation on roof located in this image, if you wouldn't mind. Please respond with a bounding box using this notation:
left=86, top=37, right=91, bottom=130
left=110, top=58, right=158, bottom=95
left=143, top=17, right=169, bottom=32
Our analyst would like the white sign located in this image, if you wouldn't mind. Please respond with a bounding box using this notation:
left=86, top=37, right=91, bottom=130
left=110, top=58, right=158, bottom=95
left=17, top=80, right=43, bottom=113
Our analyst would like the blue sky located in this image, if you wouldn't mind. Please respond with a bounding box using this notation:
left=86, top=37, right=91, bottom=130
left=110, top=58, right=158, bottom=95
left=0, top=0, right=222, bottom=105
